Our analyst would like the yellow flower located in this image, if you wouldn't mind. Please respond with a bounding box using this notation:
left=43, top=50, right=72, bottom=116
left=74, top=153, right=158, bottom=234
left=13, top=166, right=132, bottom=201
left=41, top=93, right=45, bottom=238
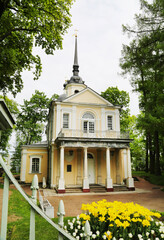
left=79, top=213, right=90, bottom=221
left=142, top=219, right=150, bottom=227
left=99, top=216, right=106, bottom=222
left=122, top=221, right=130, bottom=229
left=104, top=231, right=112, bottom=240
left=115, top=219, right=122, bottom=227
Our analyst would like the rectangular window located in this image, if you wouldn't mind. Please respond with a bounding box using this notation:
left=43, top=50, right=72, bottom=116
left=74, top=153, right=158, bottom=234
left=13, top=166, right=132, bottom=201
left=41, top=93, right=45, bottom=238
left=107, top=116, right=112, bottom=130
left=83, top=121, right=87, bottom=133
left=67, top=165, right=72, bottom=172
left=89, top=122, right=94, bottom=133
left=32, top=158, right=40, bottom=173
left=63, top=113, right=69, bottom=128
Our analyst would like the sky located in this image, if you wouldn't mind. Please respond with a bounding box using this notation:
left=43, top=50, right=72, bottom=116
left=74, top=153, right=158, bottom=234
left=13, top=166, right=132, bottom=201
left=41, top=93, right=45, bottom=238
left=9, top=0, right=141, bottom=115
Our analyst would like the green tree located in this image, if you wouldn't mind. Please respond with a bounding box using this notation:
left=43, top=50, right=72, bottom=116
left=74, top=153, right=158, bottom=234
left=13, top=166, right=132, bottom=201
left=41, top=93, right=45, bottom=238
left=0, top=95, right=19, bottom=155
left=120, top=0, right=164, bottom=175
left=16, top=90, right=50, bottom=145
left=0, top=0, right=74, bottom=96
left=128, top=115, right=146, bottom=171
left=13, top=90, right=58, bottom=164
left=101, top=86, right=130, bottom=132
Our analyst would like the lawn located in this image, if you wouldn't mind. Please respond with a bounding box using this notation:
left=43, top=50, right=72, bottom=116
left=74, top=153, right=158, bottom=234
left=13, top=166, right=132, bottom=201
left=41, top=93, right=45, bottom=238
left=7, top=189, right=72, bottom=240
left=132, top=171, right=164, bottom=186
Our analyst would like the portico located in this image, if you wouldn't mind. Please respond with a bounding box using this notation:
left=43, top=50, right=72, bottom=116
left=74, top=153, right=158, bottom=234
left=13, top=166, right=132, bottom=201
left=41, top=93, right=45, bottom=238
left=56, top=136, right=134, bottom=193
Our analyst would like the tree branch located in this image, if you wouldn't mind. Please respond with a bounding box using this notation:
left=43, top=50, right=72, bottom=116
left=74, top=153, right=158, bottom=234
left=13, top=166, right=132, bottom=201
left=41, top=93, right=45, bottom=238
left=0, top=27, right=38, bottom=41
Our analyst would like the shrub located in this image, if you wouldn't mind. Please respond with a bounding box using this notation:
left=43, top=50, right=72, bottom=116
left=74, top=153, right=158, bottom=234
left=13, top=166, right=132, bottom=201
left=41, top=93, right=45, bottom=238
left=64, top=200, right=164, bottom=240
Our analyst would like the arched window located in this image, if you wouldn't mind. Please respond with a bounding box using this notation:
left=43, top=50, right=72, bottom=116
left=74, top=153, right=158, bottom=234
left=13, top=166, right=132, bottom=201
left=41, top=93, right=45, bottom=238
left=82, top=112, right=95, bottom=133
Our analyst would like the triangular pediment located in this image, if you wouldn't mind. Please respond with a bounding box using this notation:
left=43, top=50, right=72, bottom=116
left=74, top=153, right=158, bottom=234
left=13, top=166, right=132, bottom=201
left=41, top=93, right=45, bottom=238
left=63, top=87, right=113, bottom=106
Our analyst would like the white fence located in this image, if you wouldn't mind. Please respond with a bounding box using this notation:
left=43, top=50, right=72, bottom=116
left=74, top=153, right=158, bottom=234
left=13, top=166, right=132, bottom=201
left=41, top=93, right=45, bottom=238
left=0, top=155, right=91, bottom=240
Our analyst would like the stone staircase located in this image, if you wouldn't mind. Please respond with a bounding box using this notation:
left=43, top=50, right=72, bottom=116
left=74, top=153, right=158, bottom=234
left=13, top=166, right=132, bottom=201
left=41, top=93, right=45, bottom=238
left=90, top=184, right=107, bottom=193
left=113, top=185, right=128, bottom=192
left=65, top=187, right=83, bottom=193
left=65, top=184, right=128, bottom=193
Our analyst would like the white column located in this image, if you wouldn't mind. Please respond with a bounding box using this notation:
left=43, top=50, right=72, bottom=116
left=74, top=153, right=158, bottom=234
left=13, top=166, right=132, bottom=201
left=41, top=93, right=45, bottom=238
left=20, top=149, right=27, bottom=182
left=126, top=148, right=135, bottom=189
left=58, top=146, right=65, bottom=193
left=83, top=147, right=89, bottom=192
left=106, top=147, right=113, bottom=191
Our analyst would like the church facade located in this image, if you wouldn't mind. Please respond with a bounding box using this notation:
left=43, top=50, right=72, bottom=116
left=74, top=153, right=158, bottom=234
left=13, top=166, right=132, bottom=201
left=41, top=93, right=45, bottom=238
left=20, top=36, right=135, bottom=193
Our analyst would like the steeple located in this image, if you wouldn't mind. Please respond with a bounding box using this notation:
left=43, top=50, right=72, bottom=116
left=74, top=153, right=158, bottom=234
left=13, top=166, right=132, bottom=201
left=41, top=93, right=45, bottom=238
left=64, top=34, right=84, bottom=88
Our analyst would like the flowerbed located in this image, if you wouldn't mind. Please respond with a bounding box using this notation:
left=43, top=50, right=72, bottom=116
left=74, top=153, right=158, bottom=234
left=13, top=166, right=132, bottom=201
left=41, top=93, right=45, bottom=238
left=64, top=200, right=164, bottom=240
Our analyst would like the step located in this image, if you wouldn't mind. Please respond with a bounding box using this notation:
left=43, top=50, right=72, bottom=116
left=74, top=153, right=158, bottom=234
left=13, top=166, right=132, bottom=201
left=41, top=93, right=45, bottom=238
left=66, top=188, right=83, bottom=193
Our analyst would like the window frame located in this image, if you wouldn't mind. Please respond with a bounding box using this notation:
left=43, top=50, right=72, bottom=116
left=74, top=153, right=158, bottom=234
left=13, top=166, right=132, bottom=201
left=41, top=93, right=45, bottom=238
left=82, top=112, right=95, bottom=133
left=63, top=113, right=69, bottom=129
left=29, top=155, right=42, bottom=174
left=107, top=115, right=113, bottom=130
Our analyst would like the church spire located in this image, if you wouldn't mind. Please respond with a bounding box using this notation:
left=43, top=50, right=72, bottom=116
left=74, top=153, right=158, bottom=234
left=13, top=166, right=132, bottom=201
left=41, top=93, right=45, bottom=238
left=74, top=34, right=78, bottom=65
left=64, top=33, right=84, bottom=88
left=72, top=35, right=79, bottom=77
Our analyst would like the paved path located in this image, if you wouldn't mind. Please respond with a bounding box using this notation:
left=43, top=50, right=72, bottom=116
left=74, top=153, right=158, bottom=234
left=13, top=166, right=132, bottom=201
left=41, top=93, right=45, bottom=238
left=0, top=177, right=164, bottom=226
left=44, top=178, right=164, bottom=217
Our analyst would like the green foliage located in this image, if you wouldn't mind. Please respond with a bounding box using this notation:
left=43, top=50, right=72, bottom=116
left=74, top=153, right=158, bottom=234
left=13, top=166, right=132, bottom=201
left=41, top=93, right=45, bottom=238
left=101, top=87, right=130, bottom=132
left=13, top=90, right=58, bottom=165
left=16, top=90, right=50, bottom=145
left=128, top=115, right=146, bottom=171
left=120, top=0, right=164, bottom=175
left=0, top=0, right=74, bottom=96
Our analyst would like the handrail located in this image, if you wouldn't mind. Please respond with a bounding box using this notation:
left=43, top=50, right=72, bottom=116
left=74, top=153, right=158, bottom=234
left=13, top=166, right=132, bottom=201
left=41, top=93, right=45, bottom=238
left=0, top=155, right=76, bottom=240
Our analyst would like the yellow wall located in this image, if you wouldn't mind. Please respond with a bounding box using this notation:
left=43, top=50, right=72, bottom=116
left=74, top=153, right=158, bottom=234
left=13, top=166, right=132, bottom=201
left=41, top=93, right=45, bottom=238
left=25, top=149, right=48, bottom=183
left=68, top=90, right=108, bottom=105
left=64, top=148, right=76, bottom=185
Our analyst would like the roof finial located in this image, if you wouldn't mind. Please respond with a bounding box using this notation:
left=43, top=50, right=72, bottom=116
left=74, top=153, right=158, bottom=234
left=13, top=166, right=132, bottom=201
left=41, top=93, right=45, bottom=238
left=63, top=31, right=84, bottom=88
left=74, top=29, right=78, bottom=37
left=73, top=31, right=79, bottom=75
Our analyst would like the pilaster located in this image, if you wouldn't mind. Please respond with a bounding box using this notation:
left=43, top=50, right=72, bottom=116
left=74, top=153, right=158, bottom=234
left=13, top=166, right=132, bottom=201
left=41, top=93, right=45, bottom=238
left=76, top=149, right=82, bottom=185
left=97, top=149, right=102, bottom=184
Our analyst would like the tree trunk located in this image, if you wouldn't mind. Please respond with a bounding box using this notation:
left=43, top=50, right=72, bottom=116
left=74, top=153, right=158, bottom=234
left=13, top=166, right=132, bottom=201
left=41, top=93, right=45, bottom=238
left=149, top=134, right=155, bottom=174
left=145, top=133, right=149, bottom=172
left=154, top=130, right=161, bottom=176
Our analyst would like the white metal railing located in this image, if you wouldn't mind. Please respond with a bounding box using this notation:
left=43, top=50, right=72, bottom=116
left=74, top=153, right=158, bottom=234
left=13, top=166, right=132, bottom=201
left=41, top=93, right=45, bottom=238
left=58, top=129, right=129, bottom=139
left=0, top=155, right=91, bottom=240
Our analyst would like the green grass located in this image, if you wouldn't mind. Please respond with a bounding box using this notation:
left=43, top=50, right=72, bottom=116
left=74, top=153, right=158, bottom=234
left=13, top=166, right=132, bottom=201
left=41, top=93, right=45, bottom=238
left=6, top=171, right=164, bottom=239
left=7, top=189, right=72, bottom=240
left=132, top=171, right=164, bottom=186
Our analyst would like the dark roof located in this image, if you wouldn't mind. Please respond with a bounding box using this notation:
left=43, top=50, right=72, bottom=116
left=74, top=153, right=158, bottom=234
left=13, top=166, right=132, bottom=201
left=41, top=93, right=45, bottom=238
left=57, top=94, right=67, bottom=102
